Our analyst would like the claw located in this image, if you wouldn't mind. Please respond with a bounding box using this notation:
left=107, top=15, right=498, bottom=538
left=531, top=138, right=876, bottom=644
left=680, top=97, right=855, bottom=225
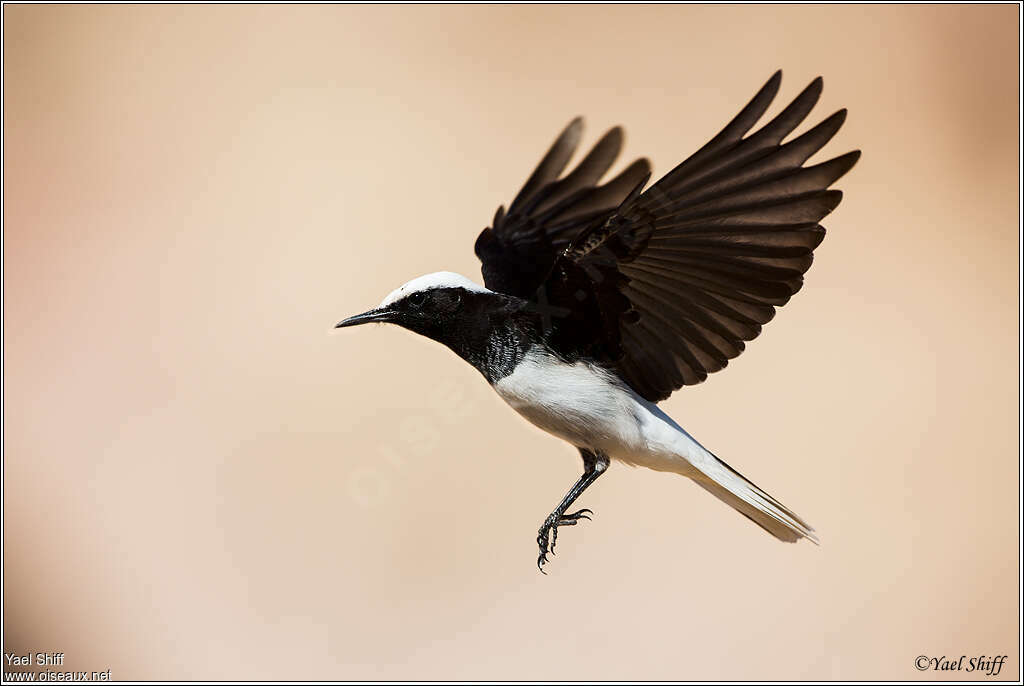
left=560, top=508, right=593, bottom=523
left=535, top=508, right=596, bottom=572
left=537, top=528, right=551, bottom=572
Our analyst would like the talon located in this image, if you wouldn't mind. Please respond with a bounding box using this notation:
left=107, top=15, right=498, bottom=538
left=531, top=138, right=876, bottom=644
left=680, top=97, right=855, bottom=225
left=536, top=525, right=553, bottom=572
left=535, top=507, right=597, bottom=571
left=557, top=508, right=594, bottom=524
left=562, top=508, right=593, bottom=522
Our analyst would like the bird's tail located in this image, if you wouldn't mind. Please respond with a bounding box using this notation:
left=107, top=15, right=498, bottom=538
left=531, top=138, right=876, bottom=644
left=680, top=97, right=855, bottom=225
left=684, top=445, right=818, bottom=543
left=627, top=397, right=817, bottom=542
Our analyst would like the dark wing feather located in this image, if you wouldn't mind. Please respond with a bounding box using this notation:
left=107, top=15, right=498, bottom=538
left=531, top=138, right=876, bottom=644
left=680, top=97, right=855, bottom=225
left=507, top=117, right=583, bottom=214
left=548, top=71, right=860, bottom=401
left=474, top=119, right=651, bottom=298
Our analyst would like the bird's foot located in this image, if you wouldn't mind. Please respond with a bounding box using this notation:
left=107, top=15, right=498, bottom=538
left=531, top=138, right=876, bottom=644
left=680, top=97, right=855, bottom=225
left=536, top=508, right=593, bottom=573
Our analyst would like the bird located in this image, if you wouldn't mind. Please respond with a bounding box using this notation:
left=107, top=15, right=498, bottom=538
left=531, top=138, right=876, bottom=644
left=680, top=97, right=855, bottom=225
left=335, top=71, right=859, bottom=571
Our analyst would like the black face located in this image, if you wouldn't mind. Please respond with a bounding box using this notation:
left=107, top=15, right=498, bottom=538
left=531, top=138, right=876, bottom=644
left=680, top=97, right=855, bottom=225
left=336, top=285, right=534, bottom=381
left=335, top=287, right=466, bottom=341
left=384, top=287, right=466, bottom=339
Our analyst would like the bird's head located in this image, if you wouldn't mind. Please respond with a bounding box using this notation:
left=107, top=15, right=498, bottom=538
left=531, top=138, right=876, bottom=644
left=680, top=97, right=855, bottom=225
left=335, top=271, right=493, bottom=341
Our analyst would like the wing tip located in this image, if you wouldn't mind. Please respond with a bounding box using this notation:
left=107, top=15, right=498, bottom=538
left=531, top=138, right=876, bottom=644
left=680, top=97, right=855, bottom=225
left=760, top=69, right=783, bottom=101
left=805, top=75, right=824, bottom=98
left=823, top=188, right=844, bottom=212
left=831, top=149, right=862, bottom=176
left=593, top=125, right=625, bottom=158
left=559, top=117, right=585, bottom=149
left=604, top=124, right=625, bottom=139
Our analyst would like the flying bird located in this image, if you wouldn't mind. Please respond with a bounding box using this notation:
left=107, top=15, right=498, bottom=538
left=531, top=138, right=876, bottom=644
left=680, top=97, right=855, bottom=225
left=336, top=71, right=859, bottom=571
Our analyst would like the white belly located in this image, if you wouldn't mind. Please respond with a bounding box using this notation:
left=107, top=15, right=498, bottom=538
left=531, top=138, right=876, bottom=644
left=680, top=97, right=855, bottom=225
left=491, top=348, right=819, bottom=543
left=492, top=348, right=701, bottom=474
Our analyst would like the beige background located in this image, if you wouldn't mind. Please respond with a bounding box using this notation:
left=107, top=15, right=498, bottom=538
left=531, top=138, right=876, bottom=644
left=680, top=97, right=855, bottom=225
left=3, top=4, right=1019, bottom=681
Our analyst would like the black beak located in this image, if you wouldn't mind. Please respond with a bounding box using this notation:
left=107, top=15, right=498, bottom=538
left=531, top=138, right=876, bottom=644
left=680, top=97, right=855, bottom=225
left=334, top=307, right=395, bottom=328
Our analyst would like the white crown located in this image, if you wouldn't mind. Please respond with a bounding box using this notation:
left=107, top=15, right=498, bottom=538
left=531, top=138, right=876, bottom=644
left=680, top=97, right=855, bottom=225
left=379, top=271, right=491, bottom=308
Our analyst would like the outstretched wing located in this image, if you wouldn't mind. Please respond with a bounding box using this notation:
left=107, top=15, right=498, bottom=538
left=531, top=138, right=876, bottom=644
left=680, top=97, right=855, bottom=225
left=474, top=119, right=651, bottom=298
left=543, top=71, right=861, bottom=401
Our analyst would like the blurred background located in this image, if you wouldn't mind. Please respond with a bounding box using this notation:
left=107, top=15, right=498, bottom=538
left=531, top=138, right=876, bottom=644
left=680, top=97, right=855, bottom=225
left=3, top=4, right=1019, bottom=681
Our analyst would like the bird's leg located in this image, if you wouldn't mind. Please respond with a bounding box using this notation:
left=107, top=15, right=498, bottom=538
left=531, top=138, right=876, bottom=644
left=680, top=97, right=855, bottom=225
left=536, top=448, right=609, bottom=572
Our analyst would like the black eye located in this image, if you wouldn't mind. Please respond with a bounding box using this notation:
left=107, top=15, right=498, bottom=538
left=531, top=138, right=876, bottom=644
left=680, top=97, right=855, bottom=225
left=407, top=292, right=426, bottom=307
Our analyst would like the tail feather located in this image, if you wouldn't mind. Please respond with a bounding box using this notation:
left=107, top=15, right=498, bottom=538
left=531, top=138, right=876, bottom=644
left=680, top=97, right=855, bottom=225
left=626, top=392, right=817, bottom=542
left=687, top=450, right=818, bottom=544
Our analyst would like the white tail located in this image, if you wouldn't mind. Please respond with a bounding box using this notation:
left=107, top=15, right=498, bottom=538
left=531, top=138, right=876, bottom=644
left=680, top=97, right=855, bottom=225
left=688, top=449, right=818, bottom=543
left=635, top=400, right=818, bottom=543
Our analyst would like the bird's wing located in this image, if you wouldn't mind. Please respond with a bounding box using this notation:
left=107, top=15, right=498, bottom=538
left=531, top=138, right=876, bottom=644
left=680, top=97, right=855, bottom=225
left=474, top=118, right=651, bottom=298
left=540, top=71, right=860, bottom=402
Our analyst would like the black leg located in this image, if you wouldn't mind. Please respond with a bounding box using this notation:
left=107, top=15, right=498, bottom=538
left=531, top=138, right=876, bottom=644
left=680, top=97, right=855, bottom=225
left=536, top=448, right=609, bottom=572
